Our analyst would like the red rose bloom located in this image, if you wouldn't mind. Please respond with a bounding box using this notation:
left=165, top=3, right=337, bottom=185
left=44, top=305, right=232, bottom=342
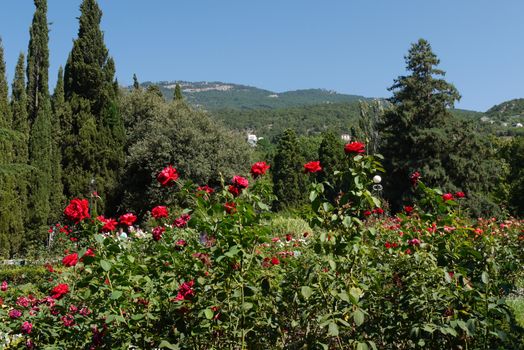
left=232, top=175, right=249, bottom=189
left=174, top=214, right=191, bottom=228
left=83, top=248, right=95, bottom=258
left=250, top=161, right=270, bottom=178
left=64, top=198, right=90, bottom=223
left=304, top=161, right=322, bottom=173
left=344, top=141, right=365, bottom=154
left=228, top=185, right=240, bottom=197
left=152, top=226, right=165, bottom=241
left=175, top=280, right=195, bottom=301
left=97, top=216, right=118, bottom=232
left=442, top=193, right=454, bottom=201
left=157, top=165, right=179, bottom=187
left=196, top=185, right=214, bottom=194
left=224, top=202, right=237, bottom=214
left=1, top=280, right=7, bottom=291
left=151, top=206, right=169, bottom=219
left=455, top=191, right=465, bottom=198
left=363, top=210, right=372, bottom=217
left=410, top=171, right=421, bottom=186
left=404, top=206, right=414, bottom=214
left=119, top=213, right=137, bottom=226
left=62, top=253, right=79, bottom=267
left=21, top=321, right=32, bottom=335
left=50, top=283, right=69, bottom=299
left=270, top=257, right=280, bottom=265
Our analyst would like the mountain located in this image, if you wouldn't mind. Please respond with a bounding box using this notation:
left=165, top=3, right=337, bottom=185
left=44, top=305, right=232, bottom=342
left=139, top=81, right=367, bottom=110
left=485, top=98, right=524, bottom=122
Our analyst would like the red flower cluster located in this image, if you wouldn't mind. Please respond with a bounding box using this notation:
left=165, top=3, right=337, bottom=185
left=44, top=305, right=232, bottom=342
left=62, top=253, right=79, bottom=267
left=50, top=283, right=69, bottom=299
left=410, top=171, right=421, bottom=186
left=157, top=165, right=179, bottom=187
left=97, top=216, right=118, bottom=232
left=175, top=280, right=195, bottom=301
left=174, top=214, right=191, bottom=228
left=224, top=202, right=236, bottom=214
left=119, top=213, right=137, bottom=226
left=228, top=185, right=241, bottom=197
left=196, top=185, right=214, bottom=194
left=304, top=161, right=322, bottom=173
left=152, top=206, right=169, bottom=219
left=344, top=141, right=365, bottom=154
left=229, top=175, right=249, bottom=197
left=250, top=161, right=270, bottom=178
left=384, top=241, right=399, bottom=249
left=64, top=198, right=90, bottom=223
left=21, top=321, right=32, bottom=334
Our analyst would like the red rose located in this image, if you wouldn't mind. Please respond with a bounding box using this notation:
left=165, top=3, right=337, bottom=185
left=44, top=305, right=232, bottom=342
left=151, top=206, right=169, bottom=219
left=62, top=253, right=78, bottom=267
left=50, top=283, right=69, bottom=299
left=21, top=321, right=33, bottom=334
left=175, top=280, right=195, bottom=301
left=64, top=198, right=90, bottom=223
left=455, top=191, right=465, bottom=198
left=232, top=175, right=249, bottom=189
left=442, top=193, right=454, bottom=201
left=374, top=208, right=384, bottom=215
left=83, top=248, right=95, bottom=258
left=250, top=161, right=270, bottom=178
left=1, top=280, right=7, bottom=291
left=152, top=226, right=165, bottom=241
left=404, top=206, right=414, bottom=214
left=174, top=214, right=191, bottom=228
left=228, top=185, right=240, bottom=197
left=157, top=165, right=179, bottom=187
left=304, top=161, right=322, bottom=173
left=410, top=171, right=421, bottom=186
left=97, top=216, right=118, bottom=232
left=270, top=257, right=280, bottom=265
left=224, top=202, right=236, bottom=214
left=363, top=210, right=372, bottom=217
left=344, top=141, right=365, bottom=154
left=119, top=213, right=137, bottom=226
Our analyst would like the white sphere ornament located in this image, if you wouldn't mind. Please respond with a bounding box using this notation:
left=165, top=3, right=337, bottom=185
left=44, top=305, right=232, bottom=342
left=373, top=175, right=382, bottom=184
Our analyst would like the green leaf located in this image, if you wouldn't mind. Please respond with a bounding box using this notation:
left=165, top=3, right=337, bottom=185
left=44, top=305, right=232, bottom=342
left=242, top=302, right=253, bottom=311
left=95, top=234, right=105, bottom=244
left=328, top=322, right=339, bottom=336
left=159, top=340, right=179, bottom=349
left=328, top=259, right=336, bottom=270
left=127, top=255, right=135, bottom=263
left=204, top=308, right=214, bottom=320
left=301, top=286, right=313, bottom=300
left=356, top=342, right=368, bottom=350
left=131, top=314, right=145, bottom=321
left=338, top=291, right=349, bottom=303
left=100, top=260, right=112, bottom=272
left=481, top=271, right=489, bottom=284
left=110, top=291, right=122, bottom=300
left=309, top=191, right=318, bottom=202
left=353, top=309, right=365, bottom=326
left=257, top=201, right=269, bottom=211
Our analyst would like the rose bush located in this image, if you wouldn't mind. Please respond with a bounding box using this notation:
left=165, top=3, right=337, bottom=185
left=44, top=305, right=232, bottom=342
left=0, top=157, right=522, bottom=349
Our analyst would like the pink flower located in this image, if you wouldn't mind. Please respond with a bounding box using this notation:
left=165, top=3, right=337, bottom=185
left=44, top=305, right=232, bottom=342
left=442, top=193, right=454, bottom=201
left=1, top=280, right=8, bottom=292
left=408, top=238, right=421, bottom=246
left=303, top=161, right=322, bottom=173
left=344, top=141, right=365, bottom=154
left=21, top=321, right=33, bottom=334
left=16, top=297, right=30, bottom=308
left=152, top=206, right=169, bottom=219
left=250, top=161, right=270, bottom=178
left=174, top=214, right=191, bottom=228
left=157, top=165, right=179, bottom=187
left=152, top=226, right=166, bottom=241
left=9, top=309, right=22, bottom=319
left=119, top=213, right=137, bottom=226
left=410, top=171, right=421, bottom=186
left=61, top=314, right=75, bottom=327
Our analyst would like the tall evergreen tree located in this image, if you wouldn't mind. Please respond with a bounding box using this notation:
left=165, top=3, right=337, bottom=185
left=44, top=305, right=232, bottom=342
left=26, top=0, right=56, bottom=245
left=132, top=73, right=140, bottom=90
left=379, top=39, right=503, bottom=215
left=63, top=0, right=125, bottom=211
left=317, top=131, right=345, bottom=202
left=174, top=83, right=183, bottom=101
left=272, top=129, right=306, bottom=210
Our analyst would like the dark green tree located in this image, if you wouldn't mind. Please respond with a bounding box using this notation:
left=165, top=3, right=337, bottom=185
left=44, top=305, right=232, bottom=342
left=380, top=39, right=504, bottom=215
left=63, top=0, right=125, bottom=211
left=505, top=137, right=524, bottom=216
left=317, top=131, right=345, bottom=202
left=132, top=73, right=140, bottom=90
left=272, top=129, right=306, bottom=210
left=174, top=83, right=183, bottom=101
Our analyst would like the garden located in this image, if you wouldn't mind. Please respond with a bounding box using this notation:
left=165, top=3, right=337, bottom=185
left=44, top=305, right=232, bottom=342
left=1, top=147, right=522, bottom=349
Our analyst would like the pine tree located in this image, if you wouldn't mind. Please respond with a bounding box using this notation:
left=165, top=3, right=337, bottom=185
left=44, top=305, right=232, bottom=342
left=174, top=83, right=183, bottom=101
left=272, top=129, right=306, bottom=209
left=26, top=0, right=55, bottom=245
left=63, top=0, right=125, bottom=211
left=133, top=73, right=140, bottom=90
left=317, top=131, right=345, bottom=202
left=380, top=39, right=503, bottom=215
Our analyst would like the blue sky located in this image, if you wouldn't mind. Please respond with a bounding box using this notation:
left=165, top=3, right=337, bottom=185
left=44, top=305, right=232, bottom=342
left=1, top=0, right=523, bottom=111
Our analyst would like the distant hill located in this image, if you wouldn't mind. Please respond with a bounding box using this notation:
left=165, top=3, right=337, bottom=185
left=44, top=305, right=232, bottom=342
left=486, top=98, right=524, bottom=121
left=138, top=81, right=367, bottom=110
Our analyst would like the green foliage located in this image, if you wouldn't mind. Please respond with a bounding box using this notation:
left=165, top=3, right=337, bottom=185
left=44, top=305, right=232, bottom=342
left=272, top=129, right=307, bottom=210
left=0, top=265, right=49, bottom=287
left=504, top=136, right=524, bottom=216
left=317, top=131, right=345, bottom=202
left=174, top=83, right=183, bottom=101
left=119, top=90, right=252, bottom=216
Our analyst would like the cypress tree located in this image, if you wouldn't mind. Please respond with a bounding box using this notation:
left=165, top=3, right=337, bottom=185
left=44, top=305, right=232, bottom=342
left=318, top=131, right=345, bottom=202
left=63, top=0, right=125, bottom=211
left=26, top=0, right=55, bottom=244
left=174, top=83, right=183, bottom=101
left=133, top=73, right=140, bottom=90
left=272, top=129, right=306, bottom=210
